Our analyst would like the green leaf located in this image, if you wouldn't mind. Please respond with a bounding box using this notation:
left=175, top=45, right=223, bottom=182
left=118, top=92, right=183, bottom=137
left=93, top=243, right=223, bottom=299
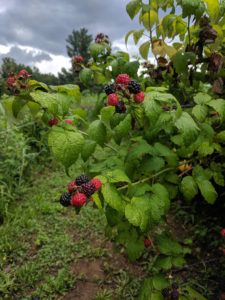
left=81, top=140, right=96, bottom=161
left=157, top=234, right=183, bottom=255
left=171, top=51, right=196, bottom=74
left=216, top=131, right=225, bottom=142
left=48, top=127, right=84, bottom=169
left=192, top=104, right=208, bottom=122
left=154, top=256, right=172, bottom=270
left=198, top=141, right=214, bottom=157
left=92, top=193, right=102, bottom=209
left=204, top=0, right=219, bottom=21
left=87, top=120, right=107, bottom=146
left=207, top=99, right=225, bottom=121
left=79, top=68, right=93, bottom=86
left=12, top=98, right=28, bottom=118
left=139, top=41, right=150, bottom=60
left=180, top=176, right=198, bottom=202
left=185, top=287, right=207, bottom=300
left=114, top=114, right=132, bottom=144
left=53, top=84, right=80, bottom=99
left=102, top=183, right=125, bottom=213
left=133, top=29, right=145, bottom=44
left=172, top=256, right=186, bottom=268
left=125, top=29, right=135, bottom=46
left=152, top=275, right=169, bottom=290
left=126, top=0, right=141, bottom=19
left=196, top=179, right=217, bottom=204
left=193, top=93, right=211, bottom=105
left=105, top=169, right=130, bottom=183
left=100, top=106, right=115, bottom=123
left=30, top=91, right=58, bottom=115
left=175, top=112, right=199, bottom=145
left=89, top=43, right=106, bottom=60
left=141, top=10, right=159, bottom=29
left=126, top=234, right=145, bottom=261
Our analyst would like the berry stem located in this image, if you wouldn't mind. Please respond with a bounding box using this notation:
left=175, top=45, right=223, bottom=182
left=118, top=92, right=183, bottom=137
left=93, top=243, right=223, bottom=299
left=118, top=167, right=174, bottom=191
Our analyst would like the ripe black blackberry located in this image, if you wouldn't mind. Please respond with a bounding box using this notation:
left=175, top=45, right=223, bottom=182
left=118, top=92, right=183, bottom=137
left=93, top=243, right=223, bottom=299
left=171, top=290, right=179, bottom=300
left=81, top=182, right=96, bottom=197
left=60, top=192, right=72, bottom=207
left=161, top=288, right=171, bottom=298
left=104, top=83, right=116, bottom=95
left=75, top=174, right=90, bottom=186
left=128, top=80, right=141, bottom=94
left=115, top=101, right=126, bottom=113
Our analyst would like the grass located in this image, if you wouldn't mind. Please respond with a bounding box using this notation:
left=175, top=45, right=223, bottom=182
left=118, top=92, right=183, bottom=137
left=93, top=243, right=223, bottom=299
left=0, top=165, right=144, bottom=300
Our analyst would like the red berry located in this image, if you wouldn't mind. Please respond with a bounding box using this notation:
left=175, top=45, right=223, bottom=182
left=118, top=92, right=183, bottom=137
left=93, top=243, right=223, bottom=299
left=71, top=192, right=87, bottom=207
left=73, top=55, right=84, bottom=63
left=67, top=181, right=77, bottom=193
left=6, top=75, right=17, bottom=87
left=220, top=228, right=225, bottom=238
left=134, top=91, right=145, bottom=103
left=107, top=93, right=119, bottom=106
left=91, top=178, right=102, bottom=190
left=18, top=69, right=30, bottom=79
left=144, top=239, right=152, bottom=248
left=115, top=74, right=130, bottom=85
left=48, top=117, right=59, bottom=127
left=64, top=119, right=73, bottom=125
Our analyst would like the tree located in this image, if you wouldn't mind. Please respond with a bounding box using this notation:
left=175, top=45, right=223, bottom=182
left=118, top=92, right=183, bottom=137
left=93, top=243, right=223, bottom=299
left=66, top=28, right=93, bottom=60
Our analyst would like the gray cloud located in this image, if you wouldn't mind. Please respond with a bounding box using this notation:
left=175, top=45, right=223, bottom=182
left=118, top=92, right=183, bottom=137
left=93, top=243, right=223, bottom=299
left=0, top=0, right=138, bottom=55
left=0, top=46, right=52, bottom=65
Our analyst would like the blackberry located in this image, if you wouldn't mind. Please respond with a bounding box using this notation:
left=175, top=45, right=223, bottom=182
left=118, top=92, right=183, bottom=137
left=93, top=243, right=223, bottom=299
left=171, top=290, right=179, bottom=300
left=128, top=80, right=141, bottom=94
left=161, top=288, right=171, bottom=298
left=60, top=192, right=71, bottom=207
left=81, top=182, right=96, bottom=197
left=115, top=101, right=126, bottom=113
left=75, top=174, right=90, bottom=186
left=104, top=83, right=116, bottom=95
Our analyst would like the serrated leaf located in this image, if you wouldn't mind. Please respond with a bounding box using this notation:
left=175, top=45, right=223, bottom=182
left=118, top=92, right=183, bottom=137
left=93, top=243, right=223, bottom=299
left=193, top=93, right=212, bottom=105
left=53, top=84, right=80, bottom=99
left=12, top=98, right=28, bottom=118
left=102, top=183, right=125, bottom=212
left=216, top=130, right=225, bottom=142
left=198, top=141, right=214, bottom=157
left=180, top=176, right=198, bottom=202
left=114, top=114, right=131, bottom=144
left=100, top=106, right=115, bottom=124
left=126, top=0, right=141, bottom=19
left=139, top=41, right=150, bottom=60
left=87, top=120, right=107, bottom=146
left=172, top=256, right=186, bottom=268
left=133, top=29, right=145, bottom=44
left=171, top=51, right=196, bottom=74
left=192, top=104, right=208, bottom=121
left=48, top=128, right=84, bottom=169
left=81, top=140, right=96, bottom=161
left=157, top=234, right=183, bottom=255
left=175, top=112, right=199, bottom=145
left=30, top=91, right=58, bottom=114
left=105, top=169, right=130, bottom=183
left=126, top=235, right=145, bottom=261
left=79, top=68, right=93, bottom=86
left=152, top=275, right=169, bottom=290
left=196, top=179, right=217, bottom=204
left=207, top=99, right=225, bottom=121
left=154, top=256, right=172, bottom=270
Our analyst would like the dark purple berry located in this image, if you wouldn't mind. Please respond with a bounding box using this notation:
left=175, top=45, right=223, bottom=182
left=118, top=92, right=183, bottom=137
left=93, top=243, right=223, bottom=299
left=81, top=182, right=96, bottom=197
left=115, top=101, right=126, bottom=113
left=104, top=83, right=116, bottom=95
left=171, top=290, right=179, bottom=300
left=60, top=192, right=71, bottom=207
left=161, top=288, right=171, bottom=298
left=75, top=174, right=90, bottom=186
left=128, top=80, right=141, bottom=94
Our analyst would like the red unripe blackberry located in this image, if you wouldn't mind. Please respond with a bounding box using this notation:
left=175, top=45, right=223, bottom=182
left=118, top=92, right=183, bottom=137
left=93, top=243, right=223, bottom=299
left=73, top=55, right=84, bottom=63
left=220, top=228, right=225, bottom=238
left=48, top=117, right=59, bottom=127
left=64, top=119, right=73, bottom=125
left=144, top=238, right=152, bottom=248
left=107, top=93, right=119, bottom=106
left=67, top=181, right=77, bottom=193
left=91, top=178, right=102, bottom=190
left=115, top=101, right=126, bottom=113
left=115, top=74, right=130, bottom=85
left=81, top=182, right=96, bottom=197
left=71, top=192, right=87, bottom=207
left=104, top=83, right=116, bottom=95
left=128, top=80, right=141, bottom=94
left=134, top=91, right=145, bottom=103
left=6, top=75, right=17, bottom=87
left=75, top=174, right=90, bottom=186
left=60, top=192, right=72, bottom=207
left=18, top=69, right=30, bottom=78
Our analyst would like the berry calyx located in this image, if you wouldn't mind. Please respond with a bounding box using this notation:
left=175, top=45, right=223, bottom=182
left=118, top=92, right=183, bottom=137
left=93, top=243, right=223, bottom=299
left=48, top=117, right=59, bottom=127
left=144, top=239, right=152, bottom=248
left=128, top=80, right=141, bottom=94
left=220, top=228, right=225, bottom=238
left=64, top=119, right=73, bottom=125
left=104, top=83, right=116, bottom=95
left=18, top=69, right=31, bottom=79
left=91, top=178, right=102, bottom=190
left=115, top=101, right=126, bottom=113
left=60, top=192, right=72, bottom=207
left=71, top=192, right=87, bottom=207
left=73, top=55, right=84, bottom=63
left=67, top=181, right=77, bottom=193
left=81, top=182, right=96, bottom=197
left=107, top=93, right=119, bottom=106
left=134, top=91, right=145, bottom=103
left=115, top=74, right=130, bottom=86
left=75, top=174, right=90, bottom=186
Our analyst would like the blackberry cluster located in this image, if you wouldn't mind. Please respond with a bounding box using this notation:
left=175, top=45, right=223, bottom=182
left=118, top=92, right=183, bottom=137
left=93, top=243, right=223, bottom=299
left=75, top=174, right=90, bottom=186
left=128, top=80, right=141, bottom=94
left=104, top=84, right=116, bottom=95
left=60, top=192, right=72, bottom=207
left=115, top=101, right=126, bottom=114
left=161, top=283, right=179, bottom=300
left=81, top=182, right=96, bottom=197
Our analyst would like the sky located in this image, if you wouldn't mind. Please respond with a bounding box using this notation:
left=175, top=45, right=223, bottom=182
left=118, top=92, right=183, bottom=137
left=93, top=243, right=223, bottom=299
left=0, top=0, right=143, bottom=75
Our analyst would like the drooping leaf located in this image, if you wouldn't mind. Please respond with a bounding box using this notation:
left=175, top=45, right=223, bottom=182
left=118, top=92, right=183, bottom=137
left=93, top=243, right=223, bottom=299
left=126, top=0, right=141, bottom=19
left=195, top=178, right=217, bottom=204
left=102, top=183, right=125, bottom=212
left=30, top=91, right=58, bottom=115
left=180, top=176, right=198, bottom=202
left=175, top=112, right=199, bottom=145
left=87, top=120, right=107, bottom=146
left=114, top=114, right=132, bottom=144
left=139, top=41, right=151, bottom=60
left=207, top=99, right=225, bottom=121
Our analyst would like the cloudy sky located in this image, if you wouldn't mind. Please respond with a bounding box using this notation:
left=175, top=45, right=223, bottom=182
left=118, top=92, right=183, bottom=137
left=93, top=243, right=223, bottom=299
left=0, top=0, right=143, bottom=75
